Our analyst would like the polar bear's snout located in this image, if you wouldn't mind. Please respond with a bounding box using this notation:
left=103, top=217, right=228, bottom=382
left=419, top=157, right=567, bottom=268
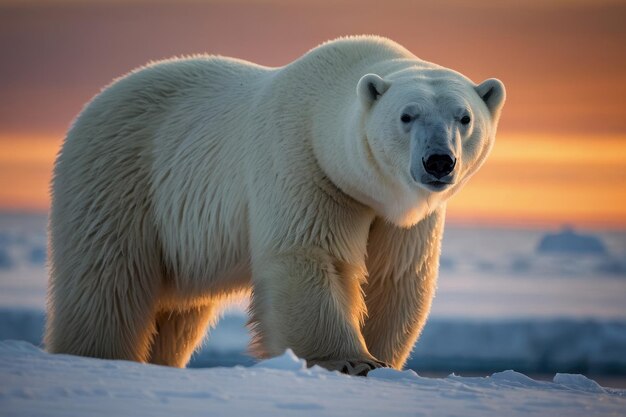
left=409, top=136, right=458, bottom=190
left=416, top=152, right=457, bottom=191
left=422, top=153, right=456, bottom=179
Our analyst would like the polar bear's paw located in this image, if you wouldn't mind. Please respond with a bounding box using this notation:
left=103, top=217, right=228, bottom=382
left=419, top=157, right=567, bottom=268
left=308, top=358, right=391, bottom=376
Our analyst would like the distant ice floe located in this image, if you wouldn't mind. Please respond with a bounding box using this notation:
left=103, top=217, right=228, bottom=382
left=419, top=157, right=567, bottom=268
left=438, top=226, right=626, bottom=278
left=533, top=228, right=626, bottom=277
left=537, top=227, right=608, bottom=256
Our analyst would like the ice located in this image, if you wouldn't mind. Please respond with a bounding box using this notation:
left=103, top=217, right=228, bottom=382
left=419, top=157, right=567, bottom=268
left=537, top=227, right=608, bottom=256
left=438, top=225, right=626, bottom=279
left=553, top=373, right=606, bottom=394
left=489, top=370, right=545, bottom=388
left=367, top=367, right=421, bottom=381
left=253, top=349, right=307, bottom=371
left=0, top=339, right=42, bottom=354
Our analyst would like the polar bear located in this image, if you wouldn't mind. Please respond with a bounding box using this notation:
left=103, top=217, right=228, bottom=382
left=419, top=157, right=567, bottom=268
left=45, top=36, right=505, bottom=376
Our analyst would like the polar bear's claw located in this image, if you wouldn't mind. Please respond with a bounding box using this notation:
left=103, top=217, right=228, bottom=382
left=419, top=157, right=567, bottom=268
left=310, top=358, right=390, bottom=376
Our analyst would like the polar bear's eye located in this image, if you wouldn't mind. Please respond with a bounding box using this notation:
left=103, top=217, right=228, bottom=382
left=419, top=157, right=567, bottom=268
left=460, top=115, right=471, bottom=125
left=400, top=114, right=412, bottom=123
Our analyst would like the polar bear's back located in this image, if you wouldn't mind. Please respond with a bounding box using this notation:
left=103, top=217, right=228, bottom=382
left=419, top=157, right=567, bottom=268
left=53, top=55, right=269, bottom=221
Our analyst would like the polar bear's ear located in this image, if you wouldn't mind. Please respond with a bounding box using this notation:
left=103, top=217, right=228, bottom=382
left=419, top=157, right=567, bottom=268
left=475, top=78, right=506, bottom=118
left=357, top=74, right=390, bottom=108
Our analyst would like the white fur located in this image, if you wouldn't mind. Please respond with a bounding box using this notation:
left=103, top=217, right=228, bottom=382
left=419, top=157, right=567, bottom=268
left=45, top=36, right=505, bottom=373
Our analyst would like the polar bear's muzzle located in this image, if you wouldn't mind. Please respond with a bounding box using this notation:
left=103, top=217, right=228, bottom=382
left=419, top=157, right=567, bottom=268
left=410, top=147, right=457, bottom=191
left=422, top=153, right=456, bottom=179
left=408, top=118, right=460, bottom=191
left=418, top=153, right=457, bottom=191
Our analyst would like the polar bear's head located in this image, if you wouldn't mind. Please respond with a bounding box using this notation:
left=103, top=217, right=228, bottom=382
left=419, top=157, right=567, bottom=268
left=352, top=69, right=505, bottom=227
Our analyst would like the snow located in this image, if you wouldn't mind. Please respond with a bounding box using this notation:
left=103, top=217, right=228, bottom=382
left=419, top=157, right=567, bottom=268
left=253, top=348, right=309, bottom=371
left=1, top=341, right=624, bottom=417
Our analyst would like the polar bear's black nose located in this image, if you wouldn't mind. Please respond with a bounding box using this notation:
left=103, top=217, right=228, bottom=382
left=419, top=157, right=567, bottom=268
left=423, top=154, right=456, bottom=179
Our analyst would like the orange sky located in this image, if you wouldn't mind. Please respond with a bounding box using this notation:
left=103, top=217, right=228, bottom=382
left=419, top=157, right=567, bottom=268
left=0, top=0, right=625, bottom=228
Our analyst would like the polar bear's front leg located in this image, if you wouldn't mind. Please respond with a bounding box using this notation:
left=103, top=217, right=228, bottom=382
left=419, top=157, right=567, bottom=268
left=248, top=247, right=384, bottom=375
left=362, top=209, right=445, bottom=369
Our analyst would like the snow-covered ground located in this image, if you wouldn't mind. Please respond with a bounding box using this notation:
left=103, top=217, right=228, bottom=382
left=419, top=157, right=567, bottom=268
left=1, top=212, right=626, bottom=415
left=2, top=341, right=625, bottom=417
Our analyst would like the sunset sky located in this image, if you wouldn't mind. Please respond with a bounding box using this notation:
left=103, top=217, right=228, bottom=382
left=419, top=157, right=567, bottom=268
left=0, top=0, right=625, bottom=228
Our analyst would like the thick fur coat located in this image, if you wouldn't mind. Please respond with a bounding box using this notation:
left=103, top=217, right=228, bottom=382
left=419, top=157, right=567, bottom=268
left=45, top=36, right=505, bottom=375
